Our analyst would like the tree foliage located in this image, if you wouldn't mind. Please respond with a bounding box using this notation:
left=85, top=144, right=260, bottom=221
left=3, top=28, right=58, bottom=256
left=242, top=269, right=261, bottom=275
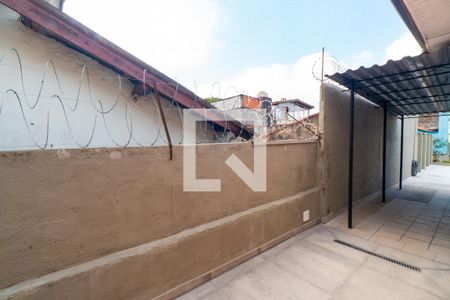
left=205, top=97, right=220, bottom=104
left=433, top=137, right=447, bottom=155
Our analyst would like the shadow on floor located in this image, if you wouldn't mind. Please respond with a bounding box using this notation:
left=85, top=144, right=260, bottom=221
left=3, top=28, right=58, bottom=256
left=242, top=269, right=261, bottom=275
left=179, top=165, right=450, bottom=300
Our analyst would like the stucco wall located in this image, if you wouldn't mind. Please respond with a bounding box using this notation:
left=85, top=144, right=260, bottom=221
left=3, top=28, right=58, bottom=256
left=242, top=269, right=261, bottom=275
left=0, top=5, right=216, bottom=152
left=321, top=84, right=416, bottom=217
left=0, top=141, right=320, bottom=298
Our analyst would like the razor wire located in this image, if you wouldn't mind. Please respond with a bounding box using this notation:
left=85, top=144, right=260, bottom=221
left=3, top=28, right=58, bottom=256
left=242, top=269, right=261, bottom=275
left=312, top=53, right=347, bottom=85
left=0, top=48, right=322, bottom=151
left=0, top=48, right=218, bottom=150
left=204, top=84, right=320, bottom=142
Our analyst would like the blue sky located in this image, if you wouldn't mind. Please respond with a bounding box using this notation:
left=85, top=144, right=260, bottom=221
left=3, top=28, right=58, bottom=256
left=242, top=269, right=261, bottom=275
left=210, top=0, right=409, bottom=77
left=64, top=0, right=421, bottom=110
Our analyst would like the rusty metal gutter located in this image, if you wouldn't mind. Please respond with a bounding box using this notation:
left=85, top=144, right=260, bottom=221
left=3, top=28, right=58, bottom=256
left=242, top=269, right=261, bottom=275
left=0, top=0, right=251, bottom=139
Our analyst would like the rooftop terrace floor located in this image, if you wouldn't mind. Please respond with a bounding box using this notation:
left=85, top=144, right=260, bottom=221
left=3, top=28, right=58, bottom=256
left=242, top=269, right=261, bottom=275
left=179, top=165, right=450, bottom=299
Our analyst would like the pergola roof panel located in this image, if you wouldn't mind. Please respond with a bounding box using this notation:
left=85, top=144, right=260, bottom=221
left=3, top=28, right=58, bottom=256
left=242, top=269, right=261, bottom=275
left=327, top=46, right=450, bottom=115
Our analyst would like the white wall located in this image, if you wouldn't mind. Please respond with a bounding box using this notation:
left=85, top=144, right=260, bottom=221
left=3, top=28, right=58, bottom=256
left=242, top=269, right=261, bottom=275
left=0, top=4, right=216, bottom=151
left=213, top=96, right=242, bottom=110
left=273, top=102, right=308, bottom=125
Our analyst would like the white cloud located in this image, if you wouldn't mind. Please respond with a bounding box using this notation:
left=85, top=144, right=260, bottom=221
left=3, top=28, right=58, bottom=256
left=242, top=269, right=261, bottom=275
left=195, top=53, right=324, bottom=113
left=62, top=2, right=423, bottom=115
left=193, top=32, right=423, bottom=113
left=350, top=50, right=375, bottom=69
left=383, top=32, right=422, bottom=62
left=64, top=0, right=221, bottom=75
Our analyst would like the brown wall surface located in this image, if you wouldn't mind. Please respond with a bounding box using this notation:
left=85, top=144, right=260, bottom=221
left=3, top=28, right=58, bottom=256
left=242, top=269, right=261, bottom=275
left=320, top=84, right=416, bottom=218
left=0, top=141, right=319, bottom=296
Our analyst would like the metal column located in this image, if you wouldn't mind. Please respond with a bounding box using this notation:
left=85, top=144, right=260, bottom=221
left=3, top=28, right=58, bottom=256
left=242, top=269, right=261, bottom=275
left=348, top=83, right=355, bottom=229
left=399, top=114, right=404, bottom=190
left=382, top=104, right=387, bottom=202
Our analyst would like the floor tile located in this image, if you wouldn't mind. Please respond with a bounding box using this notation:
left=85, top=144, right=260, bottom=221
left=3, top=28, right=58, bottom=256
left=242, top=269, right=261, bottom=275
left=333, top=266, right=442, bottom=300
left=179, top=166, right=450, bottom=300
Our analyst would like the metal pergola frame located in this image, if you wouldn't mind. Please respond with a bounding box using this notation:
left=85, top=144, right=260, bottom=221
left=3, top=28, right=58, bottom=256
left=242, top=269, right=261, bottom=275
left=328, top=47, right=450, bottom=229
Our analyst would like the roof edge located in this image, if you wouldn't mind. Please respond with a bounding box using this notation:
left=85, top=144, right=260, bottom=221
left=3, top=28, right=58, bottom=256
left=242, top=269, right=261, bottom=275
left=272, top=99, right=314, bottom=110
left=391, top=0, right=427, bottom=51
left=0, top=0, right=250, bottom=138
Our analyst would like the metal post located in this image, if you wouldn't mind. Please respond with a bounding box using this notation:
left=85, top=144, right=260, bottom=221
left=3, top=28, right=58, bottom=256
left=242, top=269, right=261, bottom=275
left=399, top=114, right=404, bottom=190
left=348, top=83, right=355, bottom=229
left=382, top=104, right=387, bottom=202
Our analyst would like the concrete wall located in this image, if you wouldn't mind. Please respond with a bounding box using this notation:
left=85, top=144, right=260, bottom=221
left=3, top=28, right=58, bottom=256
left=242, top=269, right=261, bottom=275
left=0, top=141, right=320, bottom=299
left=213, top=96, right=243, bottom=110
left=0, top=4, right=216, bottom=151
left=320, top=84, right=416, bottom=218
left=417, top=132, right=433, bottom=168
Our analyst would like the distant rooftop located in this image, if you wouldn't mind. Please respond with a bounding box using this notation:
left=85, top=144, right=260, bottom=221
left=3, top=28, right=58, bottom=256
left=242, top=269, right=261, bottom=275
left=272, top=99, right=314, bottom=110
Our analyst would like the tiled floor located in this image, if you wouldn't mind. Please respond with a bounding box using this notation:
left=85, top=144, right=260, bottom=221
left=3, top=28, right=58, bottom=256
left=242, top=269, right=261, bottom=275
left=178, top=165, right=450, bottom=299
left=328, top=165, right=450, bottom=262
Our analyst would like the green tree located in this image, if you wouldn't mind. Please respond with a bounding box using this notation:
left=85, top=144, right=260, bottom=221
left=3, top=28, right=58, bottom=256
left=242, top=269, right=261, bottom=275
left=432, top=137, right=447, bottom=161
left=205, top=97, right=220, bottom=104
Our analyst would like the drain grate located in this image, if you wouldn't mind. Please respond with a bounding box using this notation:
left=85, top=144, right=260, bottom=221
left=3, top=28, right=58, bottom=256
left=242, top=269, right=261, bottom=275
left=334, top=239, right=421, bottom=272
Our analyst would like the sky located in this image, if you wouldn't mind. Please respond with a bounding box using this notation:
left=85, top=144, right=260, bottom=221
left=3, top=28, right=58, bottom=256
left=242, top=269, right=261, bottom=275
left=64, top=0, right=422, bottom=112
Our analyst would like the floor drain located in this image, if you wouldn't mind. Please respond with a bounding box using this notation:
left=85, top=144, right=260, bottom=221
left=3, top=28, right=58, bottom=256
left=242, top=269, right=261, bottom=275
left=334, top=239, right=421, bottom=272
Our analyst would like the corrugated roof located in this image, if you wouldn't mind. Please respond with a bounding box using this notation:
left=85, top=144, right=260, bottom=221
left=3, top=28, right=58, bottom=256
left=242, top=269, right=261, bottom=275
left=327, top=45, right=450, bottom=115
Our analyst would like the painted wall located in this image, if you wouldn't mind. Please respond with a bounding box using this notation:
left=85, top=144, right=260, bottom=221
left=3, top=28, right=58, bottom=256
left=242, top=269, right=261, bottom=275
left=434, top=113, right=449, bottom=155
left=213, top=95, right=261, bottom=110
left=0, top=141, right=320, bottom=299
left=242, top=95, right=260, bottom=109
left=0, top=5, right=216, bottom=152
left=416, top=132, right=433, bottom=169
left=212, top=96, right=243, bottom=110
left=273, top=102, right=308, bottom=125
left=320, top=84, right=417, bottom=218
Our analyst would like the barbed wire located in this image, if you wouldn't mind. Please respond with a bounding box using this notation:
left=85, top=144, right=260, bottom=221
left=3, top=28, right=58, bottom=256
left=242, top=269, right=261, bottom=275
left=312, top=53, right=347, bottom=85
left=2, top=89, right=49, bottom=149
left=0, top=48, right=202, bottom=150
left=0, top=48, right=323, bottom=151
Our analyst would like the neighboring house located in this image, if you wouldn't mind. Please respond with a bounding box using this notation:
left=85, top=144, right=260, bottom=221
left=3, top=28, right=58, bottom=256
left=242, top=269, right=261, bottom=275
left=268, top=112, right=319, bottom=141
left=0, top=0, right=248, bottom=151
left=212, top=92, right=273, bottom=129
left=417, top=113, right=449, bottom=155
left=392, top=0, right=450, bottom=156
left=212, top=94, right=261, bottom=110
left=418, top=115, right=439, bottom=132
left=272, top=98, right=314, bottom=125
left=213, top=94, right=314, bottom=128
